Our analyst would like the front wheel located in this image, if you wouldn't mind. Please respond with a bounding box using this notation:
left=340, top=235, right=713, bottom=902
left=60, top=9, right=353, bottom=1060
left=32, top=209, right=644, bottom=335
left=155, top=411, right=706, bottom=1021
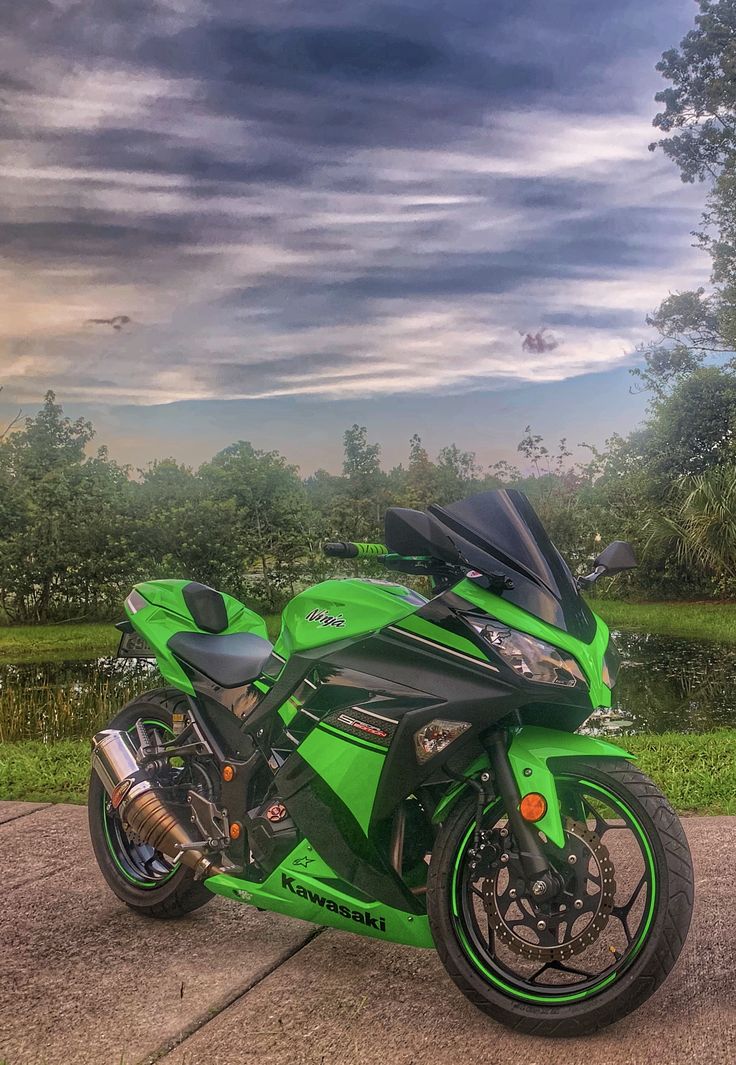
left=427, top=759, right=693, bottom=1036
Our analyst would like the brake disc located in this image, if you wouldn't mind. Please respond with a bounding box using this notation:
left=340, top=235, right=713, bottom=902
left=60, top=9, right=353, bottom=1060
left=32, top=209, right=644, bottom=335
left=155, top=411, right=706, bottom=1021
left=481, top=817, right=616, bottom=962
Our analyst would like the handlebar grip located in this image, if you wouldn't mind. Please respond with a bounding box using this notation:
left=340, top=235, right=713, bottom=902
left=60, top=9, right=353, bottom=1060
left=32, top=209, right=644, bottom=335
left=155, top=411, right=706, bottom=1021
left=323, top=541, right=359, bottom=558
left=353, top=542, right=389, bottom=558
left=322, top=542, right=389, bottom=558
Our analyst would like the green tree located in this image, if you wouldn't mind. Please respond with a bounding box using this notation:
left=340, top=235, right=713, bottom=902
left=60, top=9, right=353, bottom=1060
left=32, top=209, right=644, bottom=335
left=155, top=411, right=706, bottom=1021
left=0, top=392, right=132, bottom=621
left=128, top=460, right=244, bottom=594
left=339, top=425, right=385, bottom=539
left=405, top=434, right=439, bottom=510
left=435, top=443, right=482, bottom=503
left=643, top=368, right=736, bottom=479
left=650, top=0, right=736, bottom=184
left=643, top=0, right=736, bottom=385
left=201, top=441, right=315, bottom=609
left=647, top=464, right=736, bottom=590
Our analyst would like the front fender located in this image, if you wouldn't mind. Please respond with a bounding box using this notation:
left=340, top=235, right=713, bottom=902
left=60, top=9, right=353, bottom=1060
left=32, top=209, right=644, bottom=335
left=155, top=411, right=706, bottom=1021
left=433, top=726, right=633, bottom=848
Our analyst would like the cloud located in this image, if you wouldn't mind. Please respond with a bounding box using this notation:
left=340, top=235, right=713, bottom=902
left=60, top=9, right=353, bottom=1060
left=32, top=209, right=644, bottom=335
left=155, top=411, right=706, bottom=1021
left=0, top=0, right=708, bottom=410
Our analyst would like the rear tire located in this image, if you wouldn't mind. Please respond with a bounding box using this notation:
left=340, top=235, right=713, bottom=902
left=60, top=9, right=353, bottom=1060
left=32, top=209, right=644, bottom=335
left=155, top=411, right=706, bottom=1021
left=427, top=759, right=694, bottom=1035
left=88, top=689, right=214, bottom=919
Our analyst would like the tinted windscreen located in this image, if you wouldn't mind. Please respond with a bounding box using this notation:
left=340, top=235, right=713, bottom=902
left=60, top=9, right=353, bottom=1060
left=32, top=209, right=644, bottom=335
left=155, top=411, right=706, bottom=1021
left=429, top=490, right=596, bottom=641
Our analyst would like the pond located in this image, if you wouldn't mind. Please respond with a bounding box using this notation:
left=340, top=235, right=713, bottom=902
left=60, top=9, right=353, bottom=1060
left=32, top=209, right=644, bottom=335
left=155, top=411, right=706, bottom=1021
left=0, top=631, right=735, bottom=742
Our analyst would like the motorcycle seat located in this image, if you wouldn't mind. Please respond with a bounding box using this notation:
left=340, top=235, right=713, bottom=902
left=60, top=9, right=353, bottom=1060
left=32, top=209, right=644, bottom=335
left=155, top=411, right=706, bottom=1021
left=168, top=630, right=273, bottom=688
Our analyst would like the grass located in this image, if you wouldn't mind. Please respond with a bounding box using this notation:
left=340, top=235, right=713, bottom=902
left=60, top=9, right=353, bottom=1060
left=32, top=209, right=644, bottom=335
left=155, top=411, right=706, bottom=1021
left=2, top=601, right=736, bottom=663
left=622, top=730, right=736, bottom=815
left=592, top=599, right=736, bottom=644
left=0, top=622, right=119, bottom=662
left=0, top=614, right=282, bottom=663
left=1, top=730, right=734, bottom=814
left=0, top=739, right=91, bottom=804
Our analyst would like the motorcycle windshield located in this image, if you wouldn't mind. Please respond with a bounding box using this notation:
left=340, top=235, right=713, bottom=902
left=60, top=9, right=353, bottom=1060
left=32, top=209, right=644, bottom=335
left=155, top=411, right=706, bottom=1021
left=429, top=489, right=596, bottom=641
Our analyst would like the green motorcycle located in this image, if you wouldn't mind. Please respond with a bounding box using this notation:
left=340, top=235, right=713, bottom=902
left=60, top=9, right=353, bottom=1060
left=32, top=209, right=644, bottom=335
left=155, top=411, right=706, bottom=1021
left=89, top=489, right=693, bottom=1035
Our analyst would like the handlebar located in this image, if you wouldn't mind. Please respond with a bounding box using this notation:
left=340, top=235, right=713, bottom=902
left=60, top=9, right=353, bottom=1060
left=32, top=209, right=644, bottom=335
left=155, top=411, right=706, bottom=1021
left=322, top=541, right=389, bottom=559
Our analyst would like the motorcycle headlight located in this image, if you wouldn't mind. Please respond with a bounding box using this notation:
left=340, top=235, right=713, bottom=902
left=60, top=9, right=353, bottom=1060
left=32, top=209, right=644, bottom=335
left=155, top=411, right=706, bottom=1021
left=470, top=621, right=587, bottom=688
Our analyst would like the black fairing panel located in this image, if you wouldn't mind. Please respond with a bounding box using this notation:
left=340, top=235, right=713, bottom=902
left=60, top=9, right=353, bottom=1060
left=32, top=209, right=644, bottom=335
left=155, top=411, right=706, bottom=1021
left=296, top=591, right=593, bottom=824
left=306, top=625, right=512, bottom=821
left=276, top=753, right=423, bottom=913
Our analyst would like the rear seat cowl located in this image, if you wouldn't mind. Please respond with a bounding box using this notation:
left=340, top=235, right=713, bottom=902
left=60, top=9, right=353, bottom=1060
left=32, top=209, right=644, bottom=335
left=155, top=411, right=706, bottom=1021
left=182, top=582, right=229, bottom=633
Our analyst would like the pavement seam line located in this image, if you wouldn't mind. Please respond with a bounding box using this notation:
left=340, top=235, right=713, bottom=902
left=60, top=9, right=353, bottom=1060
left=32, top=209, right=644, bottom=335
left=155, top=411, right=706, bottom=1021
left=0, top=803, right=54, bottom=826
left=6, top=867, right=61, bottom=894
left=137, top=926, right=325, bottom=1065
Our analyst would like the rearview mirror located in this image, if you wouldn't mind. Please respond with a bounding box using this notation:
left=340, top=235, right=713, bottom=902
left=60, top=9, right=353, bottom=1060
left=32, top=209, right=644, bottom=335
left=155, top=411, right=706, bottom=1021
left=594, top=540, right=637, bottom=576
left=579, top=540, right=637, bottom=588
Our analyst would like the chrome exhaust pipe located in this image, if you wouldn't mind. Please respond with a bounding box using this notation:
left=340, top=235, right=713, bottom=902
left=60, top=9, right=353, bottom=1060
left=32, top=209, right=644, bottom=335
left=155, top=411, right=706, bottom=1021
left=91, top=729, right=224, bottom=879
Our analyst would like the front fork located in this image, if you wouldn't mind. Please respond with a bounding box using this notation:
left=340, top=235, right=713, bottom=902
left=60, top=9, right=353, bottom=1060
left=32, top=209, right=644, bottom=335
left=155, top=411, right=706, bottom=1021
left=484, top=730, right=561, bottom=900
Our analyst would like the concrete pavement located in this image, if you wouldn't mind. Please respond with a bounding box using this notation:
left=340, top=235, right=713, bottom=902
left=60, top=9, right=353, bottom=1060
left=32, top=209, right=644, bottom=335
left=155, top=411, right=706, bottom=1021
left=0, top=803, right=734, bottom=1065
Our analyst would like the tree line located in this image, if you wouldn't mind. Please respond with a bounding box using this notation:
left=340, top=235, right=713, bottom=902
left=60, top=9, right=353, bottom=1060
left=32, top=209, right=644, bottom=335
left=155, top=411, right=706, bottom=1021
left=3, top=374, right=736, bottom=623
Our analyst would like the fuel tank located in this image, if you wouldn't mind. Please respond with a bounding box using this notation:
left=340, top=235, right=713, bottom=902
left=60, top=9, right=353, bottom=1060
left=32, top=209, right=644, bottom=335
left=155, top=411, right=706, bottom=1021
left=274, top=579, right=426, bottom=657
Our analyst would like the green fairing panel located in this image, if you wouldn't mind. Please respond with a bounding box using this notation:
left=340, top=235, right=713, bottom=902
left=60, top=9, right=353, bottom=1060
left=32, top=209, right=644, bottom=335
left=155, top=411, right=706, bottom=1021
left=506, top=726, right=634, bottom=847
left=274, top=578, right=424, bottom=658
left=297, top=723, right=386, bottom=833
left=453, top=578, right=612, bottom=709
left=126, top=579, right=268, bottom=695
left=433, top=726, right=634, bottom=849
left=205, top=839, right=434, bottom=948
left=278, top=697, right=300, bottom=726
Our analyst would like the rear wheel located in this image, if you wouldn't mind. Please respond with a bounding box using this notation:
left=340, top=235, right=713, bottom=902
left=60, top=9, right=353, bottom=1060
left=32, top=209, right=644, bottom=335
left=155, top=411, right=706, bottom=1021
left=88, top=690, right=214, bottom=919
left=427, top=759, right=693, bottom=1035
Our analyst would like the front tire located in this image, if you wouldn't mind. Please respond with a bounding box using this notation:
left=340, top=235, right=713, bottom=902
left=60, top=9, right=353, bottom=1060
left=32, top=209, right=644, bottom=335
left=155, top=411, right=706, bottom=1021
left=88, top=689, right=214, bottom=919
left=427, top=759, right=693, bottom=1035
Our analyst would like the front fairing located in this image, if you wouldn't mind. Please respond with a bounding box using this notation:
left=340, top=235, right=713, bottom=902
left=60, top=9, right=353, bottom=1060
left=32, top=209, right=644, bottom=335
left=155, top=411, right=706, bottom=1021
left=429, top=490, right=597, bottom=641
left=451, top=577, right=613, bottom=710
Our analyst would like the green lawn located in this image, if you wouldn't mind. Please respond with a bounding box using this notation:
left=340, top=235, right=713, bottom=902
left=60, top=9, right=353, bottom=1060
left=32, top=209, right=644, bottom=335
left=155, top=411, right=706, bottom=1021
left=0, top=615, right=282, bottom=663
left=591, top=599, right=736, bottom=644
left=2, top=601, right=736, bottom=662
left=0, top=622, right=119, bottom=662
left=1, top=730, right=734, bottom=814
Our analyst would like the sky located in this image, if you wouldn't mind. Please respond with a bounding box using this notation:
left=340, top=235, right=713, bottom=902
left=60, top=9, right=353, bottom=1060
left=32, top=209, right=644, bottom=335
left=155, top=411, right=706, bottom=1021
left=0, top=0, right=712, bottom=473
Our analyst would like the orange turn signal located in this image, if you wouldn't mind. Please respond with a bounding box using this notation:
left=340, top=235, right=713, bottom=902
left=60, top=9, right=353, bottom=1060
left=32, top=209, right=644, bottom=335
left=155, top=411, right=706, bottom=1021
left=519, top=792, right=547, bottom=823
left=222, top=764, right=235, bottom=783
left=229, top=822, right=242, bottom=841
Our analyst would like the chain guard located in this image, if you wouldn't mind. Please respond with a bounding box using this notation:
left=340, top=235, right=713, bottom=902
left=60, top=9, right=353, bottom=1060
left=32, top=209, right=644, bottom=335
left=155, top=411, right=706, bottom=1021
left=480, top=818, right=616, bottom=962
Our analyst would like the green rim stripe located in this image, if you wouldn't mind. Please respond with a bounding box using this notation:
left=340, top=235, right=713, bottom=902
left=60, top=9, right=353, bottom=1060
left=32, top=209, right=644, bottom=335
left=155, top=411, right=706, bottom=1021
left=451, top=779, right=658, bottom=1004
left=579, top=779, right=658, bottom=964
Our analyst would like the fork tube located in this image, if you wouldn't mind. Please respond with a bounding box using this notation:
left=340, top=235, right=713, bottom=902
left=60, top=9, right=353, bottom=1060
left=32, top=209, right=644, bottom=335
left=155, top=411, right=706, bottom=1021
left=485, top=730, right=550, bottom=880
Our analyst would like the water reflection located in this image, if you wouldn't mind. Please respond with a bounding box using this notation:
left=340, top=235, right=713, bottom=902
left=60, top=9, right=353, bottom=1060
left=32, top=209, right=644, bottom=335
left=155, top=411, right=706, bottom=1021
left=608, top=631, right=736, bottom=733
left=0, top=657, right=156, bottom=742
left=1, top=631, right=735, bottom=741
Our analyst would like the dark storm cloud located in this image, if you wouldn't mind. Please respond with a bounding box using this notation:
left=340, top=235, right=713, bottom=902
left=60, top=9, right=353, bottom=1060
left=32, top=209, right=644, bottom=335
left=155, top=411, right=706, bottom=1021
left=0, top=0, right=707, bottom=406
